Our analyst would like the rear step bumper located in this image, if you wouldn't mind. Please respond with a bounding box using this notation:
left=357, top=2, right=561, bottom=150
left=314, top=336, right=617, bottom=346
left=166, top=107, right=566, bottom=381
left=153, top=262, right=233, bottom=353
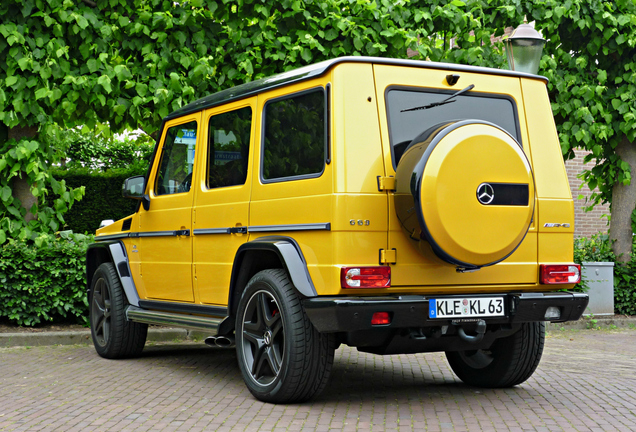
left=302, top=292, right=589, bottom=333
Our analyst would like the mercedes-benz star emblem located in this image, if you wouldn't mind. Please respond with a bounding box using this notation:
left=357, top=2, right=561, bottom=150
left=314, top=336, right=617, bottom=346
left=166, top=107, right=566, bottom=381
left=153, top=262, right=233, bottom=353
left=264, top=330, right=273, bottom=346
left=477, top=183, right=495, bottom=205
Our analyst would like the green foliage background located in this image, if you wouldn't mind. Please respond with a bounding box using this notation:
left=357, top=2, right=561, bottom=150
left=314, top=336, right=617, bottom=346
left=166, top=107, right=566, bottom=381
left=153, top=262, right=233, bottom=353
left=51, top=167, right=142, bottom=233
left=0, top=232, right=91, bottom=326
left=0, top=0, right=518, bottom=134
left=534, top=0, right=636, bottom=205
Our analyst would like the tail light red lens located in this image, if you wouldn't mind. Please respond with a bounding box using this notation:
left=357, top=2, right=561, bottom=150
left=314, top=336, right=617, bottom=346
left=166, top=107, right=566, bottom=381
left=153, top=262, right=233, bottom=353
left=341, top=266, right=391, bottom=288
left=371, top=312, right=391, bottom=325
left=540, top=264, right=581, bottom=284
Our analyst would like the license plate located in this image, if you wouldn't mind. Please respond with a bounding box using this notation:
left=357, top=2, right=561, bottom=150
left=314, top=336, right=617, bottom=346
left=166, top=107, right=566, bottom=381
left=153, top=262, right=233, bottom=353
left=429, top=297, right=504, bottom=319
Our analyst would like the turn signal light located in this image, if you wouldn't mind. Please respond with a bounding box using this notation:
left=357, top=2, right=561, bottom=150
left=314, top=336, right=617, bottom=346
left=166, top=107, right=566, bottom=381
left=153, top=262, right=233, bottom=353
left=341, top=266, right=391, bottom=288
left=540, top=264, right=581, bottom=284
left=371, top=312, right=391, bottom=325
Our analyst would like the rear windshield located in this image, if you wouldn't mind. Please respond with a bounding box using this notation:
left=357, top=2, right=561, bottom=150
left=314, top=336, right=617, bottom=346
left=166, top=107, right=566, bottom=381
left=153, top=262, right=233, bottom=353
left=386, top=88, right=520, bottom=168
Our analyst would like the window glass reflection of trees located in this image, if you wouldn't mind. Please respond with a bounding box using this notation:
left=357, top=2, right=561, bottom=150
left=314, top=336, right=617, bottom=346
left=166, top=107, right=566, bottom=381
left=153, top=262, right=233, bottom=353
left=156, top=121, right=197, bottom=195
left=263, top=90, right=325, bottom=180
left=207, top=107, right=252, bottom=189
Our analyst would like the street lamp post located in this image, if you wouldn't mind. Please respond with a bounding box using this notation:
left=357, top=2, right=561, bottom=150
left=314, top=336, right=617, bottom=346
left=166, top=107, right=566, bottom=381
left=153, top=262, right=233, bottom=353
left=504, top=23, right=546, bottom=75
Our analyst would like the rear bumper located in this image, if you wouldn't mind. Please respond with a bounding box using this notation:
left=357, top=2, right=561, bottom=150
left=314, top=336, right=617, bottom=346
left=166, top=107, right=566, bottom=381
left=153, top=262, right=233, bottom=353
left=302, top=291, right=589, bottom=333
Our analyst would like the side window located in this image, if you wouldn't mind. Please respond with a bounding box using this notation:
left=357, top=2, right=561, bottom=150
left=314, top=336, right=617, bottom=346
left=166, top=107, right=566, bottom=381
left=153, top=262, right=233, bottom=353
left=207, top=107, right=252, bottom=189
left=262, top=88, right=325, bottom=181
left=155, top=121, right=197, bottom=196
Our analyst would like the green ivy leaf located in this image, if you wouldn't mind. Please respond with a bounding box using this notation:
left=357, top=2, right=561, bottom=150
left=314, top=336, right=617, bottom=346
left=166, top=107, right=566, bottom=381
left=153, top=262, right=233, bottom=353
left=97, top=75, right=112, bottom=93
left=87, top=58, right=99, bottom=73
left=1, top=186, right=12, bottom=202
left=6, top=75, right=18, bottom=86
left=17, top=57, right=31, bottom=70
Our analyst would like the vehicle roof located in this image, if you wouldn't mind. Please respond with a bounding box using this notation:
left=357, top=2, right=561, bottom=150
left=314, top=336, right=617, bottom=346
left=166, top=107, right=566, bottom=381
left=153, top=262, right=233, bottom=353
left=165, top=56, right=548, bottom=121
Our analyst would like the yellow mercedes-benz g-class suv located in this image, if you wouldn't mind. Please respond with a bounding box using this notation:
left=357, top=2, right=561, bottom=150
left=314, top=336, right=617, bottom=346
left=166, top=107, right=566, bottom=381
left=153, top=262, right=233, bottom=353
left=87, top=57, right=588, bottom=403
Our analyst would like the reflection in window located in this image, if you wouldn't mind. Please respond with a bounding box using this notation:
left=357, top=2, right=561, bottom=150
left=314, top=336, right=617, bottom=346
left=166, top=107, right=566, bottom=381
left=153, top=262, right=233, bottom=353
left=156, top=121, right=197, bottom=195
left=263, top=89, right=325, bottom=180
left=386, top=89, right=520, bottom=166
left=207, top=107, right=252, bottom=189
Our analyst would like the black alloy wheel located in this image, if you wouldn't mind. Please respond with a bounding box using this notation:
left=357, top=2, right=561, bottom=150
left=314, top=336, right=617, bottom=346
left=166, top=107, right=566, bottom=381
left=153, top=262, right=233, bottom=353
left=89, top=263, right=147, bottom=359
left=235, top=269, right=335, bottom=403
left=91, top=277, right=111, bottom=348
left=240, top=289, right=285, bottom=387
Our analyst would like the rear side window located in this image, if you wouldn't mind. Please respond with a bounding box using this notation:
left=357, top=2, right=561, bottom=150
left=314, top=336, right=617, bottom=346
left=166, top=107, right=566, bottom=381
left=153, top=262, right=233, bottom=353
left=207, top=107, right=252, bottom=189
left=262, top=88, right=326, bottom=181
left=155, top=121, right=197, bottom=195
left=386, top=88, right=520, bottom=167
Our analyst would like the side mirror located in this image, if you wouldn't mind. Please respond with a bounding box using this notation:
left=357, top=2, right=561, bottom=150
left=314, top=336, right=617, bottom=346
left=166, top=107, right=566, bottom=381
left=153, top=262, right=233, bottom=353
left=122, top=176, right=151, bottom=210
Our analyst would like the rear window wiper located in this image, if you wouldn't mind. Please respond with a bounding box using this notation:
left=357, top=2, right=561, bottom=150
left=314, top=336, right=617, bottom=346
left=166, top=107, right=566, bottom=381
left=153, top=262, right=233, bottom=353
left=400, top=84, right=475, bottom=112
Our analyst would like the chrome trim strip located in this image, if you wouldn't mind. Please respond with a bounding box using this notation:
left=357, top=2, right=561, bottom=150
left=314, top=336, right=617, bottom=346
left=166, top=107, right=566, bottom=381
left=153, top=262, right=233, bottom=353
left=135, top=230, right=177, bottom=238
left=248, top=223, right=331, bottom=233
left=95, top=233, right=129, bottom=242
left=193, top=228, right=230, bottom=235
left=126, top=306, right=223, bottom=333
left=120, top=223, right=332, bottom=240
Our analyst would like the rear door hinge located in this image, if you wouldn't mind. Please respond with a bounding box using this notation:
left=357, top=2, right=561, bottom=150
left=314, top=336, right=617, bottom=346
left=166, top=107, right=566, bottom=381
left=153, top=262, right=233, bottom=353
left=379, top=248, right=397, bottom=265
left=377, top=176, right=396, bottom=192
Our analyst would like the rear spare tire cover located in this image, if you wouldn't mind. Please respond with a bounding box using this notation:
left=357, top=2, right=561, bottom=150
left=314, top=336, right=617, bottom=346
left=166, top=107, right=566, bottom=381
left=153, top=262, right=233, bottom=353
left=394, top=120, right=535, bottom=269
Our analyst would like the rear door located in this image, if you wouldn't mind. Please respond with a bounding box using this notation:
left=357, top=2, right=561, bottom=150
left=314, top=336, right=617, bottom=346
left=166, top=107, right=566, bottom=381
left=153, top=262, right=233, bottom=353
left=373, top=64, right=538, bottom=289
left=193, top=99, right=255, bottom=306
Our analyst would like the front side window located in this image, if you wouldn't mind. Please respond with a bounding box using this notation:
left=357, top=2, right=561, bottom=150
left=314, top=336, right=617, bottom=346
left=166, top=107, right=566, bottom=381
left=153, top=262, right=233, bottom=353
left=207, top=107, right=252, bottom=189
left=262, top=89, right=326, bottom=181
left=386, top=88, right=520, bottom=167
left=155, top=121, right=197, bottom=195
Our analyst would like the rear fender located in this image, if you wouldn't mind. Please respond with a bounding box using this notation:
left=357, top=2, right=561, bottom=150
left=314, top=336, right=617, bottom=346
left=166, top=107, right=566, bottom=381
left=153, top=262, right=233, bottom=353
left=218, top=236, right=317, bottom=335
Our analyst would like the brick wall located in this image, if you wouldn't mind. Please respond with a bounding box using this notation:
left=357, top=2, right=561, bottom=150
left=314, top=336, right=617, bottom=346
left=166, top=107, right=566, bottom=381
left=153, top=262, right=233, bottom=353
left=564, top=149, right=610, bottom=238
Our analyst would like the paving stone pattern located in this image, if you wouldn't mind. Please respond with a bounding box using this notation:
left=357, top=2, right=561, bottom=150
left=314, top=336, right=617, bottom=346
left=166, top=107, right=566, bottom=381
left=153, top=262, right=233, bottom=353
left=0, top=330, right=634, bottom=432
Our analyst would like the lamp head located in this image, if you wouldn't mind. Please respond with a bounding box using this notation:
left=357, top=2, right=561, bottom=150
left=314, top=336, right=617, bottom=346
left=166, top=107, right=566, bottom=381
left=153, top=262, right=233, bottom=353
left=504, top=23, right=546, bottom=75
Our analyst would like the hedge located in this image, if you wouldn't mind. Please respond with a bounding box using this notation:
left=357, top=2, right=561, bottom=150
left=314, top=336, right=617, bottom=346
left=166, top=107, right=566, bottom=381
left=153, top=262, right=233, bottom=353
left=0, top=232, right=92, bottom=326
left=51, top=168, right=143, bottom=234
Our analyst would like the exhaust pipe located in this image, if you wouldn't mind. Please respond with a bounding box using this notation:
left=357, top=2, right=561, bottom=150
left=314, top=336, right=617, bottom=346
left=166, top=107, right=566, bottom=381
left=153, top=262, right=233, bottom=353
left=205, top=335, right=235, bottom=349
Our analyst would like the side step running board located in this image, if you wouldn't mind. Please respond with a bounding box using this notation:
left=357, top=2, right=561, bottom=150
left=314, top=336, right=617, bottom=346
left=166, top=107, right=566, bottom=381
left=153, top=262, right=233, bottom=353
left=126, top=305, right=224, bottom=334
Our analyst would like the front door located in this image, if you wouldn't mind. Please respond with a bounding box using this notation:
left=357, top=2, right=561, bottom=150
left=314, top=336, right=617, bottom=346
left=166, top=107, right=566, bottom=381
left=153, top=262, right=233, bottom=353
left=138, top=113, right=201, bottom=302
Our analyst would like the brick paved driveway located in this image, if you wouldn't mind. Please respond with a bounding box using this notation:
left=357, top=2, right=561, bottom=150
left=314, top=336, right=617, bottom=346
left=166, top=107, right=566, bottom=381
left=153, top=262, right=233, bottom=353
left=1, top=329, right=634, bottom=432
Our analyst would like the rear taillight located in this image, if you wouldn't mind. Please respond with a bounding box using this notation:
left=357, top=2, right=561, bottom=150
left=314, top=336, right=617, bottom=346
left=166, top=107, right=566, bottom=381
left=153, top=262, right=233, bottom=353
left=371, top=312, right=392, bottom=325
left=540, top=264, right=581, bottom=284
left=341, top=266, right=391, bottom=288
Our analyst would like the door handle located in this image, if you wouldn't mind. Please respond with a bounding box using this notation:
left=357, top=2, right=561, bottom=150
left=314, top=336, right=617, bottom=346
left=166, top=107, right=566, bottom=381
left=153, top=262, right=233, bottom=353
left=175, top=229, right=190, bottom=236
left=229, top=226, right=247, bottom=234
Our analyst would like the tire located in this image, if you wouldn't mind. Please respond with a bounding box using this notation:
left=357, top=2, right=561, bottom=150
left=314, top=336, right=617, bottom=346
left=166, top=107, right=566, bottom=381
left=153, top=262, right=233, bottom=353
left=89, top=262, right=148, bottom=359
left=235, top=269, right=335, bottom=403
left=445, top=321, right=545, bottom=388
